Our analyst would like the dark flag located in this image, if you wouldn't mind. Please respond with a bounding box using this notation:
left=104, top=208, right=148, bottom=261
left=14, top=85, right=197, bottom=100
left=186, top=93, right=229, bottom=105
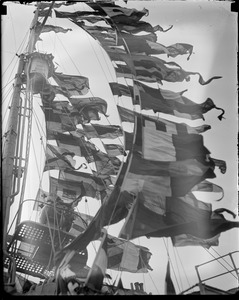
left=117, top=105, right=135, bottom=123
left=117, top=278, right=124, bottom=289
left=75, top=124, right=123, bottom=140
left=92, top=150, right=120, bottom=176
left=119, top=192, right=239, bottom=240
left=87, top=2, right=149, bottom=23
left=52, top=131, right=97, bottom=161
left=37, top=9, right=53, bottom=18
left=103, top=143, right=125, bottom=157
left=69, top=97, right=108, bottom=118
left=42, top=106, right=78, bottom=132
left=73, top=24, right=115, bottom=35
left=113, top=21, right=172, bottom=34
left=166, top=43, right=193, bottom=60
left=109, top=82, right=133, bottom=98
left=211, top=158, right=227, bottom=174
left=135, top=81, right=224, bottom=121
left=44, top=143, right=76, bottom=171
left=54, top=9, right=101, bottom=19
left=60, top=170, right=106, bottom=195
left=165, top=260, right=176, bottom=295
left=114, top=53, right=222, bottom=86
left=124, top=130, right=134, bottom=151
left=111, top=33, right=193, bottom=59
left=37, top=2, right=63, bottom=10
left=35, top=21, right=72, bottom=34
left=52, top=72, right=89, bottom=97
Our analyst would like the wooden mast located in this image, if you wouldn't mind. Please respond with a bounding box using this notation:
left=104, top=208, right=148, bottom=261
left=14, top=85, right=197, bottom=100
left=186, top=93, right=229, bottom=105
left=2, top=54, right=25, bottom=250
left=14, top=1, right=55, bottom=228
left=2, top=1, right=54, bottom=250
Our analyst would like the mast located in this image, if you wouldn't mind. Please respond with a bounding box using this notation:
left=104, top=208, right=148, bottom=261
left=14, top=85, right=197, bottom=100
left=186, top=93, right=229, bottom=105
left=2, top=2, right=54, bottom=250
left=2, top=54, right=25, bottom=250
left=15, top=1, right=55, bottom=228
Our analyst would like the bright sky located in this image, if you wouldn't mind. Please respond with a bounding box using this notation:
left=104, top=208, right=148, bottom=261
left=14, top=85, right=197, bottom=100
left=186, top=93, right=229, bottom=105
left=2, top=0, right=238, bottom=295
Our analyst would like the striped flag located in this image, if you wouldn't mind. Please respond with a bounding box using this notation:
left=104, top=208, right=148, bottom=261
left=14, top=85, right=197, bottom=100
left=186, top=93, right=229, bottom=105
left=37, top=2, right=63, bottom=9
left=112, top=80, right=223, bottom=121
left=117, top=105, right=135, bottom=123
left=103, top=143, right=125, bottom=157
left=52, top=72, right=89, bottom=97
left=50, top=131, right=97, bottom=160
left=107, top=235, right=152, bottom=273
left=49, top=176, right=86, bottom=203
left=107, top=34, right=193, bottom=59
left=43, top=107, right=76, bottom=133
left=59, top=170, right=107, bottom=199
left=91, top=150, right=121, bottom=176
left=114, top=21, right=172, bottom=34
left=113, top=53, right=222, bottom=85
left=44, top=143, right=76, bottom=171
left=76, top=124, right=123, bottom=140
left=69, top=97, right=108, bottom=117
left=109, top=82, right=133, bottom=98
left=95, top=4, right=148, bottom=19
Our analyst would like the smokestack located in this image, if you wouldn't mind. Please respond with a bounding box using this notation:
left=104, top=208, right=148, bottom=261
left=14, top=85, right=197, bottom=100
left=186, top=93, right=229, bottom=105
left=134, top=282, right=140, bottom=291
left=139, top=283, right=144, bottom=292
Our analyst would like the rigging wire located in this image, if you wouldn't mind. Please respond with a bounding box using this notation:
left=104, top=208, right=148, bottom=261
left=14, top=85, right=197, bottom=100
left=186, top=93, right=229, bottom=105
left=8, top=7, right=18, bottom=57
left=1, top=84, right=15, bottom=134
left=203, top=247, right=238, bottom=280
left=83, top=26, right=116, bottom=84
left=210, top=246, right=238, bottom=270
left=2, top=15, right=29, bottom=87
left=31, top=109, right=46, bottom=179
left=173, top=246, right=194, bottom=292
left=2, top=33, right=28, bottom=79
left=1, top=78, right=15, bottom=97
left=170, top=242, right=184, bottom=292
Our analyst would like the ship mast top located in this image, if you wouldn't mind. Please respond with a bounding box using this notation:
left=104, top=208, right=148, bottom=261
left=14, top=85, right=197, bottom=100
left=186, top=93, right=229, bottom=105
left=2, top=1, right=54, bottom=251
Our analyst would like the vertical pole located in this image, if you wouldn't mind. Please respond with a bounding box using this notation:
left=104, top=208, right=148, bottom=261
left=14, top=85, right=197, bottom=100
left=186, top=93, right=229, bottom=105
left=195, top=265, right=205, bottom=294
left=228, top=252, right=239, bottom=281
left=2, top=4, right=40, bottom=246
left=2, top=54, right=25, bottom=250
